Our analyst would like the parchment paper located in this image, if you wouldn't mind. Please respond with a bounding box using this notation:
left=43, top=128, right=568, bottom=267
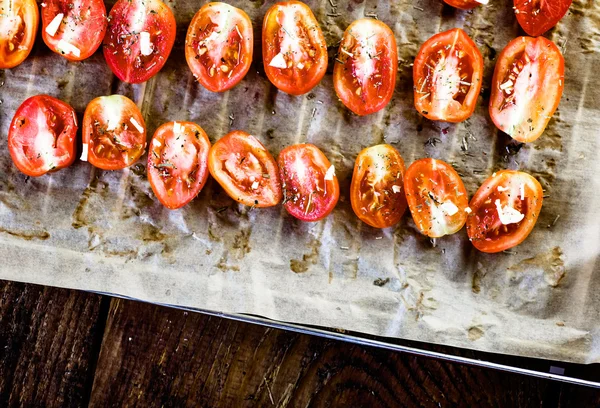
left=1, top=0, right=599, bottom=364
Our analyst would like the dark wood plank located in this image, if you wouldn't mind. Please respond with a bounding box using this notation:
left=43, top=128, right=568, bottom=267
left=90, top=298, right=596, bottom=408
left=0, top=280, right=107, bottom=408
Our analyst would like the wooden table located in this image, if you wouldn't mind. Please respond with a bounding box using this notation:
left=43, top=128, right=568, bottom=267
left=0, top=280, right=598, bottom=407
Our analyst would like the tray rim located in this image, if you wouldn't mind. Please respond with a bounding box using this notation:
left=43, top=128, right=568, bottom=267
left=89, top=289, right=600, bottom=390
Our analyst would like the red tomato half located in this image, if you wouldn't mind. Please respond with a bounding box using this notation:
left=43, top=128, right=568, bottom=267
left=8, top=95, right=77, bottom=177
left=350, top=144, right=406, bottom=228
left=404, top=158, right=469, bottom=238
left=467, top=170, right=543, bottom=253
left=148, top=122, right=211, bottom=209
left=208, top=131, right=282, bottom=208
left=278, top=144, right=339, bottom=222
left=82, top=95, right=146, bottom=170
left=514, top=0, right=572, bottom=37
left=0, top=0, right=38, bottom=69
left=262, top=1, right=328, bottom=95
left=104, top=0, right=176, bottom=83
left=413, top=28, right=483, bottom=123
left=489, top=36, right=564, bottom=143
left=442, top=0, right=486, bottom=10
left=185, top=2, right=253, bottom=93
left=333, top=19, right=397, bottom=116
left=41, top=0, right=107, bottom=61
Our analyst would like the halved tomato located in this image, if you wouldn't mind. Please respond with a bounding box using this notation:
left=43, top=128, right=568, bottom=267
left=278, top=144, right=339, bottom=222
left=147, top=122, right=211, bottom=209
left=0, top=0, right=38, bottom=69
left=208, top=130, right=282, bottom=207
left=514, top=0, right=572, bottom=37
left=262, top=1, right=328, bottom=95
left=350, top=144, right=406, bottom=228
left=41, top=0, right=107, bottom=61
left=8, top=95, right=77, bottom=177
left=413, top=28, right=483, bottom=123
left=442, top=0, right=487, bottom=10
left=185, top=2, right=253, bottom=93
left=82, top=95, right=146, bottom=170
left=104, top=0, right=176, bottom=83
left=333, top=18, right=397, bottom=116
left=489, top=36, right=564, bottom=143
left=467, top=170, right=543, bottom=253
left=404, top=158, right=469, bottom=238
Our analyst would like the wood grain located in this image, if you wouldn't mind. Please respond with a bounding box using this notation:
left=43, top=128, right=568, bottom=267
left=0, top=280, right=106, bottom=408
left=89, top=297, right=594, bottom=408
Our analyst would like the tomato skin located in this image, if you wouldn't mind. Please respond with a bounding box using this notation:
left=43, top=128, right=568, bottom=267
left=208, top=131, right=282, bottom=208
left=41, top=0, right=107, bottom=61
left=514, top=0, right=572, bottom=37
left=8, top=95, right=78, bottom=177
left=350, top=144, right=406, bottom=228
left=467, top=170, right=543, bottom=253
left=489, top=36, right=564, bottom=143
left=278, top=144, right=339, bottom=222
left=262, top=1, right=328, bottom=95
left=103, top=0, right=176, bottom=84
left=442, top=0, right=484, bottom=10
left=0, top=0, right=38, bottom=69
left=185, top=2, right=253, bottom=93
left=404, top=158, right=469, bottom=238
left=333, top=19, right=397, bottom=116
left=413, top=28, right=483, bottom=123
left=147, top=122, right=211, bottom=210
left=82, top=95, right=147, bottom=170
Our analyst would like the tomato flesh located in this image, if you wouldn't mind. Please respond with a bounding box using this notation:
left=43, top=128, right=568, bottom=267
left=208, top=131, right=282, bottom=208
left=41, top=0, right=107, bottom=61
left=333, top=19, right=397, bottom=116
left=8, top=95, right=77, bottom=177
left=514, top=0, right=572, bottom=37
left=404, top=158, right=469, bottom=238
left=442, top=0, right=485, bottom=10
left=0, top=0, right=38, bottom=69
left=104, top=0, right=176, bottom=84
left=467, top=170, right=543, bottom=253
left=262, top=1, right=328, bottom=95
left=147, top=122, right=211, bottom=209
left=350, top=145, right=406, bottom=228
left=489, top=36, right=564, bottom=143
left=413, top=28, right=483, bottom=123
left=278, top=144, right=339, bottom=222
left=185, top=2, right=253, bottom=93
left=82, top=95, right=146, bottom=170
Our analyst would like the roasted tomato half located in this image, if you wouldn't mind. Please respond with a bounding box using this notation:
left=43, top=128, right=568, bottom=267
left=413, top=28, right=483, bottom=123
left=41, top=0, right=107, bottom=61
left=350, top=144, right=406, bottom=228
left=8, top=95, right=77, bottom=177
left=208, top=130, right=282, bottom=207
left=404, top=158, right=469, bottom=238
left=467, top=170, right=543, bottom=253
left=82, top=95, right=146, bottom=170
left=442, top=0, right=487, bottom=10
left=148, top=122, right=211, bottom=210
left=333, top=18, right=397, bottom=116
left=104, top=0, right=176, bottom=83
left=514, top=0, right=572, bottom=37
left=262, top=1, right=328, bottom=95
left=185, top=2, right=253, bottom=93
left=278, top=144, right=339, bottom=222
left=0, top=0, right=38, bottom=69
left=489, top=36, right=564, bottom=143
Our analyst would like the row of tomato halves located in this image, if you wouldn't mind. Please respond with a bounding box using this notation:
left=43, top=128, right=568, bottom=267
left=8, top=93, right=544, bottom=255
left=3, top=1, right=567, bottom=144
